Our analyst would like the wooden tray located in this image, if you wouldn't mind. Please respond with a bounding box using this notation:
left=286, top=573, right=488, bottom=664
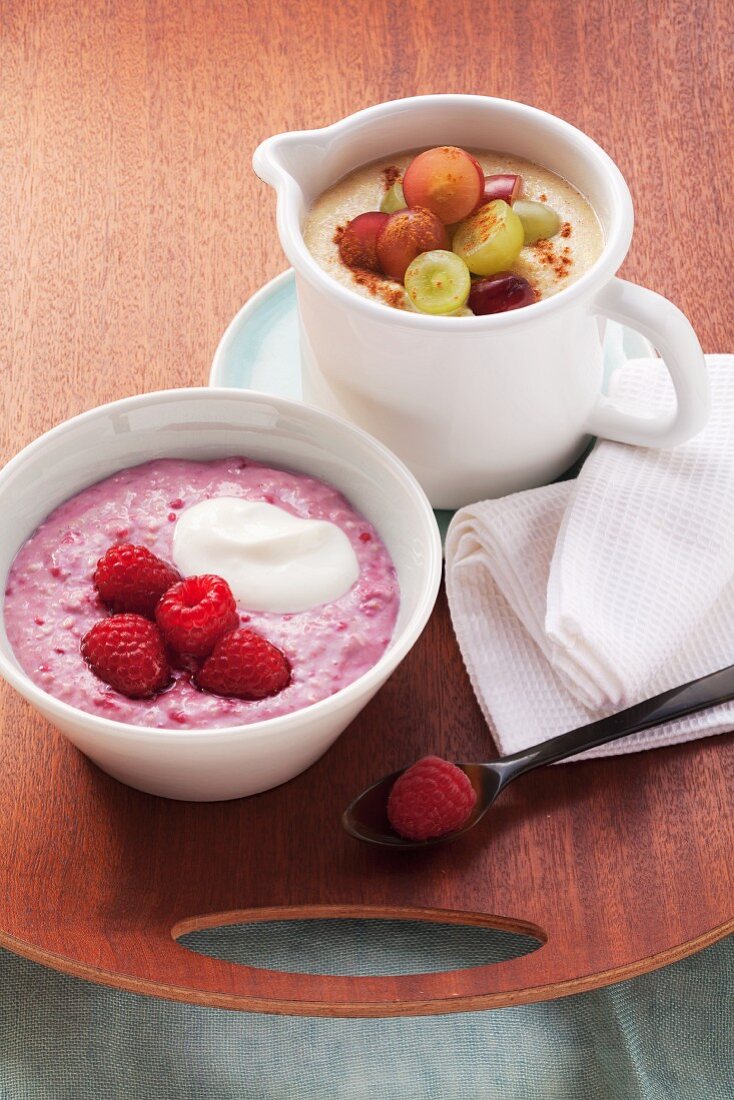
left=2, top=0, right=733, bottom=1021
left=1, top=590, right=732, bottom=1016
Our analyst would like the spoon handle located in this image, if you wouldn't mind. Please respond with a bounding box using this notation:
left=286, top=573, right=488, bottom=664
left=503, top=662, right=734, bottom=776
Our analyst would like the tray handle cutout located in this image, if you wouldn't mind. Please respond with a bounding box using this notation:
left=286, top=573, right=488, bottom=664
left=164, top=905, right=549, bottom=1017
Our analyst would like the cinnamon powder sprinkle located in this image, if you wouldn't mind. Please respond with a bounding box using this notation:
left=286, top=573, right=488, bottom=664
left=539, top=193, right=548, bottom=202
left=333, top=218, right=408, bottom=308
left=378, top=206, right=445, bottom=257
left=334, top=223, right=380, bottom=272
left=532, top=239, right=554, bottom=264
left=465, top=204, right=499, bottom=245
left=352, top=269, right=382, bottom=294
left=560, top=222, right=572, bottom=238
left=381, top=165, right=401, bottom=191
left=352, top=270, right=406, bottom=308
left=380, top=284, right=406, bottom=309
left=531, top=237, right=574, bottom=280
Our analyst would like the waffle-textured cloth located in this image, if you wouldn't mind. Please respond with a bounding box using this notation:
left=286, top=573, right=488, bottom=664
left=445, top=355, right=734, bottom=759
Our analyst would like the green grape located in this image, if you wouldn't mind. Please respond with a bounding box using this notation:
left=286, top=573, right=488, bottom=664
left=404, top=250, right=471, bottom=315
left=513, top=199, right=562, bottom=244
left=380, top=181, right=407, bottom=214
left=451, top=200, right=524, bottom=277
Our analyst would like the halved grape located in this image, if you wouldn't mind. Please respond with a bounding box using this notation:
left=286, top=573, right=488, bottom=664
left=380, top=180, right=406, bottom=214
left=483, top=174, right=523, bottom=204
left=468, top=273, right=538, bottom=315
left=402, top=147, right=484, bottom=225
left=451, top=200, right=524, bottom=277
left=404, top=250, right=471, bottom=315
left=338, top=211, right=390, bottom=271
left=514, top=199, right=561, bottom=244
left=376, top=207, right=449, bottom=282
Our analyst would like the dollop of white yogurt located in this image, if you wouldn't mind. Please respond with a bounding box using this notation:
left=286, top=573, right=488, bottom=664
left=172, top=497, right=360, bottom=613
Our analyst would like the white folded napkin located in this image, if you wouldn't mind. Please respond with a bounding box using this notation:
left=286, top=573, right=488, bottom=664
left=445, top=355, right=734, bottom=760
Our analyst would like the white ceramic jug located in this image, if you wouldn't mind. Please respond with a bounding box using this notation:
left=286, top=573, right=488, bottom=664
left=254, top=95, right=709, bottom=509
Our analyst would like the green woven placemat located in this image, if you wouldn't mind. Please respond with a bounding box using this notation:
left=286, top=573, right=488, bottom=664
left=2, top=922, right=731, bottom=1099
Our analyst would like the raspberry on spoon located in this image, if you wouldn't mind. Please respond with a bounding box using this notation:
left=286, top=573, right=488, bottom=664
left=194, top=627, right=291, bottom=700
left=81, top=614, right=171, bottom=698
left=156, top=574, right=238, bottom=658
left=93, top=543, right=181, bottom=617
left=387, top=755, right=477, bottom=841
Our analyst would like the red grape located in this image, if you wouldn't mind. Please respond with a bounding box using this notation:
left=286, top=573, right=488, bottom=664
left=337, top=211, right=390, bottom=272
left=468, top=273, right=538, bottom=315
left=376, top=207, right=449, bottom=282
left=482, top=174, right=523, bottom=205
left=402, top=147, right=484, bottom=225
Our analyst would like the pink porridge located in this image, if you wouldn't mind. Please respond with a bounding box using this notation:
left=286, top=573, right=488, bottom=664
left=3, top=457, right=400, bottom=728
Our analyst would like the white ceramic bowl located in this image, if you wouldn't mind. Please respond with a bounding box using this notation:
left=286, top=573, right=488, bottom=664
left=0, top=389, right=442, bottom=801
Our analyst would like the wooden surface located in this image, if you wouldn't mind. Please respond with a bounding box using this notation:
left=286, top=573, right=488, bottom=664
left=1, top=0, right=733, bottom=1017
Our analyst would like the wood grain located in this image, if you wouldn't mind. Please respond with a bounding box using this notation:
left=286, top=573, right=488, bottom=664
left=1, top=0, right=733, bottom=1016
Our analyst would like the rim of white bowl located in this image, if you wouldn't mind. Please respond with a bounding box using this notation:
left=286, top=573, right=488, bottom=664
left=0, top=387, right=443, bottom=743
left=254, top=94, right=634, bottom=331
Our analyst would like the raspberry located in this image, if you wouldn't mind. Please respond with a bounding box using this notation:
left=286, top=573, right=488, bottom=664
left=81, top=614, right=171, bottom=698
left=93, top=543, right=181, bottom=617
left=155, top=574, right=238, bottom=658
left=386, top=755, right=477, bottom=841
left=194, top=628, right=291, bottom=699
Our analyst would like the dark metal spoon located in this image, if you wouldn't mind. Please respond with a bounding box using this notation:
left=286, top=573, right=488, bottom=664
left=343, top=662, right=734, bottom=849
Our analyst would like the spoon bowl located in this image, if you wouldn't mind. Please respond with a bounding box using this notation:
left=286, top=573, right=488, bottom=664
left=343, top=662, right=734, bottom=848
left=342, top=762, right=509, bottom=849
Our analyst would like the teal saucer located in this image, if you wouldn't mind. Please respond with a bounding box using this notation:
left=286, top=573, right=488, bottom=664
left=210, top=270, right=653, bottom=538
left=211, top=271, right=302, bottom=398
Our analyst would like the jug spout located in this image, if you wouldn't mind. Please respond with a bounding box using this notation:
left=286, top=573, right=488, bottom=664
left=252, top=133, right=289, bottom=189
left=252, top=130, right=328, bottom=195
